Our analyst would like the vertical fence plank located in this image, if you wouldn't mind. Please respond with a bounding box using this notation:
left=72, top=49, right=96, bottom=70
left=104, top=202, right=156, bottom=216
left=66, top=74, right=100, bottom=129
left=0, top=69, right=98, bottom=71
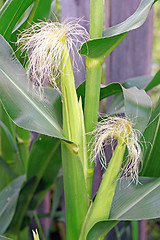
left=107, top=0, right=153, bottom=84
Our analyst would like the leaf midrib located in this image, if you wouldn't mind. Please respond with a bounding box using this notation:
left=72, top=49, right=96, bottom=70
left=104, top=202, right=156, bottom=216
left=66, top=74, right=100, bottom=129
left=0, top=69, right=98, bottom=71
left=115, top=179, right=160, bottom=219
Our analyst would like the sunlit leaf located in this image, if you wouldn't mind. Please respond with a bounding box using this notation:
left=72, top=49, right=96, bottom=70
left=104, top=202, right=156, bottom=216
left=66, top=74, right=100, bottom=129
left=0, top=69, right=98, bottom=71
left=0, top=0, right=34, bottom=40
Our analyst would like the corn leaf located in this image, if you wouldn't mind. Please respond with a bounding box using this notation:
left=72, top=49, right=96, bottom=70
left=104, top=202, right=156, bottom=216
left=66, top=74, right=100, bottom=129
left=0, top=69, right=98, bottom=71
left=0, top=35, right=68, bottom=142
left=8, top=135, right=61, bottom=233
left=79, top=0, right=155, bottom=62
left=0, top=0, right=34, bottom=40
left=77, top=81, right=152, bottom=132
left=0, top=175, right=25, bottom=234
left=86, top=177, right=160, bottom=240
left=0, top=236, right=13, bottom=240
left=140, top=100, right=160, bottom=177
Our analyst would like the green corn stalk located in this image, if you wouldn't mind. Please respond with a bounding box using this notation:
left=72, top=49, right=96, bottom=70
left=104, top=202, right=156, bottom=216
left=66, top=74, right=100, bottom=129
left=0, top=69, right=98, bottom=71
left=84, top=0, right=104, bottom=198
left=60, top=42, right=89, bottom=240
left=79, top=137, right=126, bottom=239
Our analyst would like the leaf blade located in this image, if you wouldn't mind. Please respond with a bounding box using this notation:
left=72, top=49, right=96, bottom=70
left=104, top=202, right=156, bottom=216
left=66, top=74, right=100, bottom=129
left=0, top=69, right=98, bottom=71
left=79, top=0, right=155, bottom=60
left=140, top=100, right=160, bottom=177
left=0, top=0, right=34, bottom=40
left=0, top=35, right=67, bottom=141
left=86, top=177, right=160, bottom=240
left=0, top=175, right=25, bottom=234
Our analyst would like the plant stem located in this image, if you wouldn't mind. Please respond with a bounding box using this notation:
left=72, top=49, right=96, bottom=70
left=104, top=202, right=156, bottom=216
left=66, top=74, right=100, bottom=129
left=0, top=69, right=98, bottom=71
left=79, top=139, right=126, bottom=239
left=85, top=59, right=102, bottom=195
left=61, top=43, right=89, bottom=240
left=90, top=0, right=104, bottom=39
left=132, top=221, right=139, bottom=240
left=61, top=44, right=80, bottom=144
left=84, top=0, right=104, bottom=198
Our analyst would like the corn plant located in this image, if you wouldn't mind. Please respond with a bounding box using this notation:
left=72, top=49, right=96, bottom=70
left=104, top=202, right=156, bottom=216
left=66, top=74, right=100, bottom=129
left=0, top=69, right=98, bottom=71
left=0, top=0, right=160, bottom=239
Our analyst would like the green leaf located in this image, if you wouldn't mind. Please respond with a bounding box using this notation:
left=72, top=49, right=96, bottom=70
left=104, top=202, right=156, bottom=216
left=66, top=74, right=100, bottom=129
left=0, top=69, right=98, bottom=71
left=25, top=136, right=61, bottom=213
left=0, top=35, right=68, bottom=141
left=103, top=77, right=152, bottom=132
left=61, top=143, right=89, bottom=240
left=122, top=86, right=152, bottom=132
left=79, top=0, right=155, bottom=61
left=0, top=157, right=16, bottom=179
left=0, top=175, right=25, bottom=234
left=0, top=236, right=13, bottom=240
left=145, top=70, right=160, bottom=92
left=0, top=105, right=18, bottom=188
left=77, top=81, right=152, bottom=132
left=29, top=0, right=52, bottom=22
left=86, top=177, right=160, bottom=240
left=110, top=177, right=160, bottom=220
left=11, top=0, right=52, bottom=45
left=0, top=121, right=22, bottom=163
left=122, top=75, right=152, bottom=90
left=140, top=100, right=160, bottom=177
left=0, top=0, right=34, bottom=40
left=8, top=135, right=61, bottom=233
left=26, top=135, right=61, bottom=210
left=27, top=135, right=61, bottom=195
left=107, top=75, right=152, bottom=113
left=77, top=74, right=152, bottom=106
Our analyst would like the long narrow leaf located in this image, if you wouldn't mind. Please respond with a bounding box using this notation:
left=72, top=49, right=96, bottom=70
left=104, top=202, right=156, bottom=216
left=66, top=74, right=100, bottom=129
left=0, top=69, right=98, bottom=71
left=86, top=177, right=160, bottom=240
left=140, top=100, right=160, bottom=177
left=79, top=0, right=155, bottom=61
left=145, top=70, right=160, bottom=92
left=77, top=81, right=152, bottom=132
left=0, top=175, right=25, bottom=234
left=0, top=236, right=13, bottom=240
left=0, top=0, right=34, bottom=40
left=0, top=35, right=68, bottom=141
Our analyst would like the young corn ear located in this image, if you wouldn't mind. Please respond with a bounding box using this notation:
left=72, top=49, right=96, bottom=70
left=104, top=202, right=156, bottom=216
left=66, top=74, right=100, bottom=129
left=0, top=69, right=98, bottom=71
left=90, top=116, right=142, bottom=183
left=17, top=19, right=89, bottom=93
left=80, top=116, right=142, bottom=239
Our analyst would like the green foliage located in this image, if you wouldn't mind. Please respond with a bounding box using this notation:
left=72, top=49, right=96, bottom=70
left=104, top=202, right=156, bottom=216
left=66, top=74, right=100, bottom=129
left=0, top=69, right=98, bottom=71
left=0, top=175, right=25, bottom=234
left=0, top=35, right=66, bottom=141
left=140, top=100, right=160, bottom=177
left=79, top=0, right=155, bottom=62
left=0, top=236, right=13, bottom=240
left=0, top=0, right=159, bottom=239
left=86, top=177, right=160, bottom=240
left=77, top=80, right=152, bottom=132
left=0, top=0, right=34, bottom=40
